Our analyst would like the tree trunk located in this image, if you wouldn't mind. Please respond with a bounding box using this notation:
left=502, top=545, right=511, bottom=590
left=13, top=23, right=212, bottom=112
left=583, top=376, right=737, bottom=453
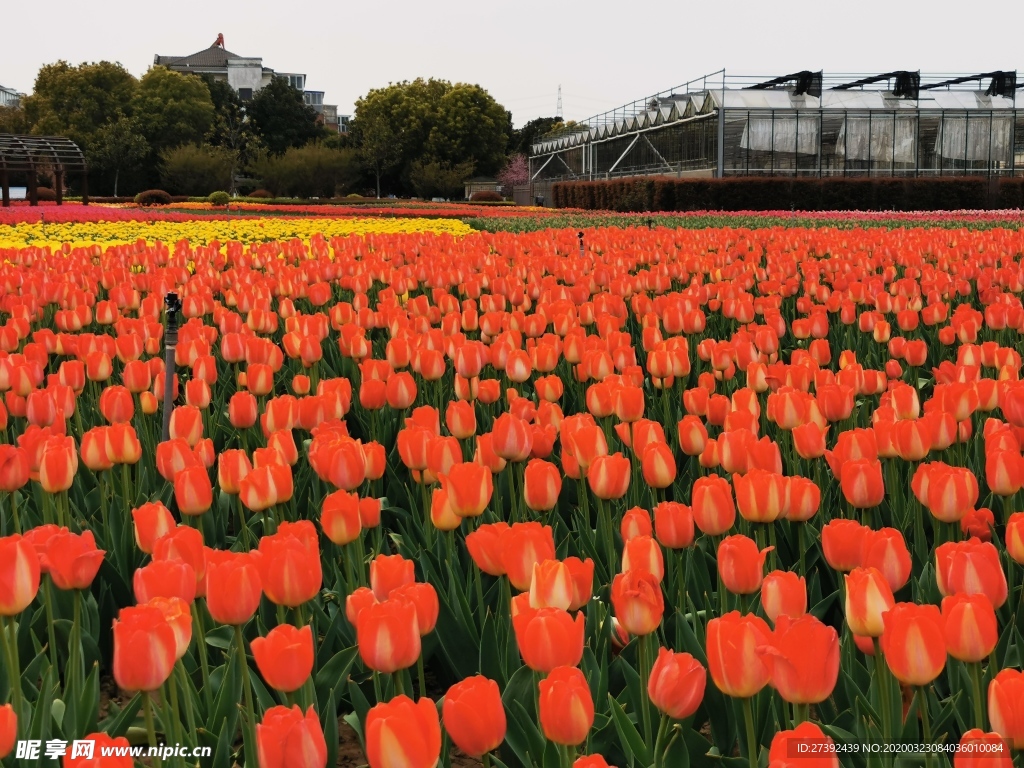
left=375, top=169, right=381, bottom=199
left=113, top=168, right=119, bottom=198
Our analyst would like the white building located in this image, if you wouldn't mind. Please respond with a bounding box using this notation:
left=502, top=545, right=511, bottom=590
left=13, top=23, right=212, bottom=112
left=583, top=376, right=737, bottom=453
left=154, top=37, right=349, bottom=133
left=0, top=84, right=23, bottom=108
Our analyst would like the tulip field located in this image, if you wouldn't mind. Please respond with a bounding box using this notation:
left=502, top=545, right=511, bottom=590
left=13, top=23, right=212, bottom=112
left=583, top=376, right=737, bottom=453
left=2, top=204, right=1024, bottom=768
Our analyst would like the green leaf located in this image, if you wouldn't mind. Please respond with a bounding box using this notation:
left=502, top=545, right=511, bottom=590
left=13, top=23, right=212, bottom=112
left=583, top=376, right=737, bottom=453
left=102, top=692, right=143, bottom=737
left=315, top=646, right=359, bottom=703
left=607, top=693, right=651, bottom=767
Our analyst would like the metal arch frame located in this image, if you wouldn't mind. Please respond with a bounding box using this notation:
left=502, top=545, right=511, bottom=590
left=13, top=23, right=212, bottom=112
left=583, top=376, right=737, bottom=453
left=0, top=134, right=88, bottom=207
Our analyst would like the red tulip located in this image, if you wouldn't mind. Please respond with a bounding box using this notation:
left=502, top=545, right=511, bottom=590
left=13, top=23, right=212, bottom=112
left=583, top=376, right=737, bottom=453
left=442, top=676, right=507, bottom=757
left=256, top=705, right=328, bottom=768
left=757, top=614, right=840, bottom=704
left=647, top=647, right=707, bottom=719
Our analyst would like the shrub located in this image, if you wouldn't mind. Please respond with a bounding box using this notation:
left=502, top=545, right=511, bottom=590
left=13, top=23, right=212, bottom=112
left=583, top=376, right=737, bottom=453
left=469, top=190, right=503, bottom=202
left=208, top=191, right=231, bottom=206
left=134, top=189, right=172, bottom=206
left=554, top=176, right=1008, bottom=212
left=160, top=144, right=236, bottom=197
left=250, top=145, right=358, bottom=198
left=409, top=159, right=475, bottom=200
left=35, top=187, right=57, bottom=202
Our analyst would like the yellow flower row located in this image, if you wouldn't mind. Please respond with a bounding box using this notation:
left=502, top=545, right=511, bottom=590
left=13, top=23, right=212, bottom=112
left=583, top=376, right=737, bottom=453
left=0, top=216, right=474, bottom=249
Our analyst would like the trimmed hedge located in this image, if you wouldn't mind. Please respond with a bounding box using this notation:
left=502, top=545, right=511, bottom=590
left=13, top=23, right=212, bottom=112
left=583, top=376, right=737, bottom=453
left=552, top=176, right=1024, bottom=212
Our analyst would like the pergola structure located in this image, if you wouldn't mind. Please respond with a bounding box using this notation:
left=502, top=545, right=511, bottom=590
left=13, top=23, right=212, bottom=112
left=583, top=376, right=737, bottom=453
left=0, top=134, right=88, bottom=207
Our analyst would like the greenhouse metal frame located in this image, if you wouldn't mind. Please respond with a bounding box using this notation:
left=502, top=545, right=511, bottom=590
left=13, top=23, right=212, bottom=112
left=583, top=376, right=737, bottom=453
left=528, top=70, right=1024, bottom=195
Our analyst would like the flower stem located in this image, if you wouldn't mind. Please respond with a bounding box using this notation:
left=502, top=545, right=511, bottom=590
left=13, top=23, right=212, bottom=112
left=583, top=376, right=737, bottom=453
left=417, top=654, right=426, bottom=699
left=918, top=687, right=935, bottom=768
left=0, top=615, right=22, bottom=727
left=742, top=696, right=758, bottom=768
left=143, top=691, right=163, bottom=768
left=873, top=637, right=892, bottom=749
left=234, top=624, right=258, bottom=766
left=69, top=589, right=84, bottom=697
left=969, top=661, right=986, bottom=730
left=638, top=634, right=654, bottom=750
left=42, top=576, right=60, bottom=675
left=191, top=601, right=212, bottom=712
left=654, top=713, right=670, bottom=768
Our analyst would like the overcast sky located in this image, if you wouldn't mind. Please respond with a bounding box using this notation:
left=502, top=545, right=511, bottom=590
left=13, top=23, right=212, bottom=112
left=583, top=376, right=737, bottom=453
left=4, top=0, right=1020, bottom=126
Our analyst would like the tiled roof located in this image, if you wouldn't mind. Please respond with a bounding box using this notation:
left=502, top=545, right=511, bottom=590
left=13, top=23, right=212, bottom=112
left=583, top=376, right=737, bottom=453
left=155, top=45, right=244, bottom=69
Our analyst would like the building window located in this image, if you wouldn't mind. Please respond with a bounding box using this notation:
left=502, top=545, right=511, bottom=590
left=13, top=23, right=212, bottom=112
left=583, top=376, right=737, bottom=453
left=238, top=88, right=253, bottom=102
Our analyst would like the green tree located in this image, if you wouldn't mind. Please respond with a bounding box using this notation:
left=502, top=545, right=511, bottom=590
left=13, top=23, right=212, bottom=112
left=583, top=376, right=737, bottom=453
left=160, top=144, right=236, bottom=196
left=202, top=76, right=262, bottom=191
left=352, top=78, right=509, bottom=196
left=132, top=67, right=215, bottom=156
left=0, top=106, right=28, bottom=134
left=89, top=114, right=149, bottom=196
left=354, top=110, right=400, bottom=198
left=426, top=83, right=509, bottom=176
left=247, top=77, right=324, bottom=156
left=21, top=61, right=137, bottom=150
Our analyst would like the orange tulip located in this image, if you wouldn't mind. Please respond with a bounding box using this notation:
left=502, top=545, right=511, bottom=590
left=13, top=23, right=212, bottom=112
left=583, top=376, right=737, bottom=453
left=677, top=415, right=708, bottom=456
left=653, top=501, right=693, bottom=549
left=565, top=556, right=595, bottom=610
left=370, top=553, right=416, bottom=601
left=757, top=614, right=840, bottom=704
left=321, top=489, right=363, bottom=546
left=941, top=593, right=998, bottom=663
left=257, top=521, right=322, bottom=607
left=844, top=567, right=895, bottom=638
left=389, top=582, right=439, bottom=635
left=691, top=475, right=735, bottom=535
left=0, top=703, right=14, bottom=760
left=936, top=539, right=1008, bottom=608
left=761, top=570, right=806, bottom=623
left=43, top=529, right=104, bottom=590
left=621, top=535, right=664, bottom=581
left=524, top=458, right=562, bottom=512
left=466, top=522, right=509, bottom=576
left=1007, top=513, right=1024, bottom=565
left=733, top=469, right=786, bottom=523
left=538, top=666, right=594, bottom=746
left=953, top=729, right=1012, bottom=768
left=529, top=559, right=573, bottom=611
left=445, top=400, right=477, bottom=439
left=641, top=442, right=676, bottom=488
left=357, top=598, right=421, bottom=673
left=988, top=669, right=1024, bottom=750
left=156, top=438, right=200, bottom=482
left=216, top=448, right=252, bottom=495
left=256, top=705, right=328, bottom=768
left=860, top=528, right=912, bottom=592
left=587, top=453, right=630, bottom=499
left=491, top=413, right=533, bottom=462
left=610, top=570, right=664, bottom=635
left=880, top=602, right=947, bottom=686
left=80, top=426, right=113, bottom=471
left=647, top=647, right=706, bottom=719
left=228, top=391, right=258, bottom=429
left=501, top=522, right=557, bottom=591
left=0, top=446, right=29, bottom=493
left=512, top=605, right=585, bottom=672
left=173, top=465, right=213, bottom=517
left=112, top=603, right=176, bottom=691
left=106, top=423, right=142, bottom=465
left=840, top=459, right=885, bottom=508
left=99, top=385, right=134, bottom=424
left=365, top=695, right=441, bottom=768
left=442, top=676, right=507, bottom=758
left=706, top=611, right=772, bottom=698
left=0, top=534, right=40, bottom=615
left=441, top=462, right=493, bottom=518
left=252, top=624, right=314, bottom=693
left=133, top=559, right=196, bottom=604
left=821, top=519, right=868, bottom=572
left=131, top=501, right=176, bottom=555
left=792, top=422, right=827, bottom=459
left=769, top=722, right=839, bottom=768
left=239, top=464, right=294, bottom=512
left=39, top=435, right=77, bottom=493
left=718, top=534, right=771, bottom=595
left=205, top=551, right=262, bottom=625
